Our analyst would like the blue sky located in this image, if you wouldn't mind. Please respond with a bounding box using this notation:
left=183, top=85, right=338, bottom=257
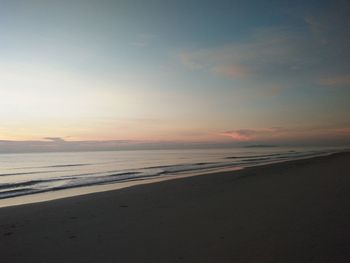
left=0, top=0, right=349, bottom=149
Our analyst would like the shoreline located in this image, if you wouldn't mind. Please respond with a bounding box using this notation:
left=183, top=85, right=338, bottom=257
left=0, top=150, right=340, bottom=208
left=0, top=152, right=349, bottom=262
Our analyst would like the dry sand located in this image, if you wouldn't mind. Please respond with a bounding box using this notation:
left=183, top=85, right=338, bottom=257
left=0, top=152, right=349, bottom=262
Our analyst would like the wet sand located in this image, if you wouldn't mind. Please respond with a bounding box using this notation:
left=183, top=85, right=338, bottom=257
left=0, top=152, right=349, bottom=262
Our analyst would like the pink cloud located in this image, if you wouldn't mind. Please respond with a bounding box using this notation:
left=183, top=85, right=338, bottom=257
left=318, top=74, right=350, bottom=86
left=329, top=127, right=350, bottom=135
left=219, top=125, right=350, bottom=143
left=219, top=130, right=253, bottom=141
left=219, top=127, right=285, bottom=141
left=211, top=65, right=250, bottom=79
left=178, top=27, right=302, bottom=81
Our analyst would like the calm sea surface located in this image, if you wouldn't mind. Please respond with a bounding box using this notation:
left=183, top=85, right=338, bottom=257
left=0, top=147, right=345, bottom=202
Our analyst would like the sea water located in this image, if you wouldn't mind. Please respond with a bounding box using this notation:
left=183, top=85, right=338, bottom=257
left=0, top=146, right=345, bottom=201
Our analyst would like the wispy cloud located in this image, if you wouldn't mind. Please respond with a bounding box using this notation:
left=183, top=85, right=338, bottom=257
left=219, top=124, right=350, bottom=143
left=44, top=137, right=66, bottom=142
left=219, top=128, right=281, bottom=141
left=318, top=75, right=350, bottom=87
left=211, top=64, right=250, bottom=79
left=178, top=4, right=350, bottom=90
left=178, top=27, right=307, bottom=81
left=219, top=130, right=255, bottom=141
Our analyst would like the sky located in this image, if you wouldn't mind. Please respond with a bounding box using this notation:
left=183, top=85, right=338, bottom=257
left=0, top=0, right=350, bottom=151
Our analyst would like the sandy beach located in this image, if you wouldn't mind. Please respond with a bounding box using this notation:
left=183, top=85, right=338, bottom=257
left=0, top=152, right=349, bottom=262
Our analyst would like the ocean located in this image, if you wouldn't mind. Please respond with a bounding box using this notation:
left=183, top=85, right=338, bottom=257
left=0, top=146, right=345, bottom=203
